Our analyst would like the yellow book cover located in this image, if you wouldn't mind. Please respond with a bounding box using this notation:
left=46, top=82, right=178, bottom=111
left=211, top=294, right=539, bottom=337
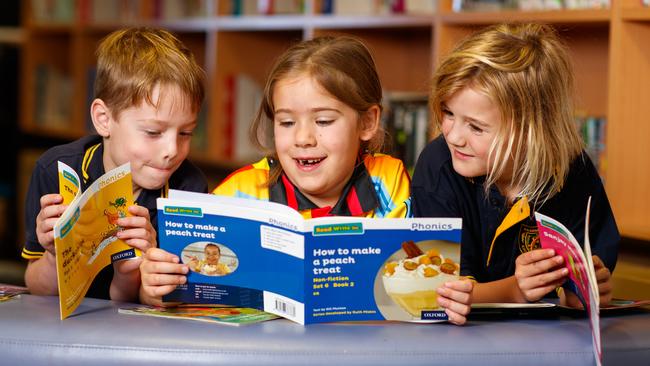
left=54, top=162, right=139, bottom=319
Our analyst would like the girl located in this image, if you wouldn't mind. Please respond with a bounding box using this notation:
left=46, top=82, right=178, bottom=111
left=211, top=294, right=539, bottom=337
left=412, top=23, right=619, bottom=308
left=141, top=36, right=472, bottom=324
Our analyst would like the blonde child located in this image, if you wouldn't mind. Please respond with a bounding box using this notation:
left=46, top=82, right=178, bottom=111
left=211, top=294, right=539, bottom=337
left=23, top=28, right=207, bottom=302
left=412, top=23, right=618, bottom=308
left=141, top=36, right=472, bottom=324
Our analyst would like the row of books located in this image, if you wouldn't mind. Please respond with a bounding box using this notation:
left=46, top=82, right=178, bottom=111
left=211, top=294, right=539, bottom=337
left=226, top=1, right=438, bottom=16
left=34, top=64, right=73, bottom=130
left=453, top=0, right=609, bottom=12
left=576, top=115, right=607, bottom=178
left=31, top=0, right=211, bottom=24
left=382, top=93, right=429, bottom=173
left=322, top=0, right=437, bottom=15
left=31, top=0, right=438, bottom=23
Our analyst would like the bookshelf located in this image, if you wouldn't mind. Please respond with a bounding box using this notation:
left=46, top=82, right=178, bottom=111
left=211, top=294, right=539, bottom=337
left=18, top=0, right=650, bottom=241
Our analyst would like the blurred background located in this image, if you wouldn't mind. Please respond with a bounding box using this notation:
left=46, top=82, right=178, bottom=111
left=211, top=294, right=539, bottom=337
left=1, top=0, right=648, bottom=300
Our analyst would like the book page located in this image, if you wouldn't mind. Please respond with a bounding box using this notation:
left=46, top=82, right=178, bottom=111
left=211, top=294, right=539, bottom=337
left=54, top=162, right=138, bottom=319
left=57, top=161, right=80, bottom=205
left=158, top=192, right=463, bottom=324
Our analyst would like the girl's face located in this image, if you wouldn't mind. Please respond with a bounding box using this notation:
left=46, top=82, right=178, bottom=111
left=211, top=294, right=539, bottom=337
left=441, top=86, right=502, bottom=179
left=272, top=74, right=376, bottom=208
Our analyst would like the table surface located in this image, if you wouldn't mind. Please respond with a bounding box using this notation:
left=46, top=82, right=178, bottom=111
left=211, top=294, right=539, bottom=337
left=1, top=295, right=649, bottom=366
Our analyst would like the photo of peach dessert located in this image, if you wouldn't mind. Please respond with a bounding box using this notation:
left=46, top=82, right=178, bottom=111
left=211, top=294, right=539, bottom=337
left=382, top=240, right=459, bottom=317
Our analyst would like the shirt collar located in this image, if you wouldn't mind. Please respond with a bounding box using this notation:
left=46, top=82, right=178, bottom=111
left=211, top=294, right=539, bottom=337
left=269, top=157, right=379, bottom=218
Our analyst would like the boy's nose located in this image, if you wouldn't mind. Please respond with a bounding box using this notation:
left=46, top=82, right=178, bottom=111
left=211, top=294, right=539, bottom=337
left=162, top=135, right=179, bottom=160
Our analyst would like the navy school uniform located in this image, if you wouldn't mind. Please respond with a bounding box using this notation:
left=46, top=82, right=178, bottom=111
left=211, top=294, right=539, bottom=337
left=411, top=136, right=619, bottom=284
left=22, top=134, right=208, bottom=299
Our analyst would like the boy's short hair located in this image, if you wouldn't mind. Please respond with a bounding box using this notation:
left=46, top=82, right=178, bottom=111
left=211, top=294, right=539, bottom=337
left=95, top=27, right=205, bottom=118
left=204, top=243, right=220, bottom=253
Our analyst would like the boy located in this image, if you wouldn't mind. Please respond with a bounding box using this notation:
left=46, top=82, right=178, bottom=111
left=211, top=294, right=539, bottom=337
left=187, top=243, right=230, bottom=276
left=22, top=28, right=208, bottom=302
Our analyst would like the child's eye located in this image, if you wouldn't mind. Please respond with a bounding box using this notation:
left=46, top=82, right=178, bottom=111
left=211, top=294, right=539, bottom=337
left=277, top=120, right=295, bottom=127
left=316, top=119, right=334, bottom=126
left=441, top=108, right=453, bottom=118
left=469, top=124, right=484, bottom=134
left=144, top=130, right=161, bottom=137
left=180, top=130, right=194, bottom=138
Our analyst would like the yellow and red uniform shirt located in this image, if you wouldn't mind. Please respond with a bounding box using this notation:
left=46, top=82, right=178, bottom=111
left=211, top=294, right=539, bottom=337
left=213, top=154, right=411, bottom=219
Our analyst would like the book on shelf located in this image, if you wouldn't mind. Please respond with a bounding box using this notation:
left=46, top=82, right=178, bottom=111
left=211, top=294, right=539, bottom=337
left=452, top=0, right=609, bottom=12
left=230, top=0, right=303, bottom=16
left=34, top=64, right=73, bottom=131
left=575, top=115, right=606, bottom=178
left=382, top=92, right=429, bottom=173
left=54, top=162, right=139, bottom=320
left=158, top=189, right=462, bottom=324
left=118, top=305, right=280, bottom=326
left=224, top=73, right=264, bottom=164
left=30, top=0, right=75, bottom=24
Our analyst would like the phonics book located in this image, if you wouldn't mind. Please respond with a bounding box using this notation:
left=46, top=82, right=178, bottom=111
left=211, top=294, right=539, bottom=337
left=158, top=190, right=462, bottom=325
left=54, top=162, right=138, bottom=319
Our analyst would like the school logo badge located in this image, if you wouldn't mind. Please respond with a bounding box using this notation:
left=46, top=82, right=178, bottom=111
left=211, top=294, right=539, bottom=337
left=518, top=224, right=540, bottom=254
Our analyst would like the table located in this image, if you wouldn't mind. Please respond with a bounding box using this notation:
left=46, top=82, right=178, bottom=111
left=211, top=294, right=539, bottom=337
left=1, top=295, right=649, bottom=365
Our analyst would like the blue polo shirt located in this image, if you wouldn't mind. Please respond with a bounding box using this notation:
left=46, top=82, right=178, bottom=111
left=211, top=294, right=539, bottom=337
left=411, top=136, right=619, bottom=283
left=22, top=134, right=208, bottom=299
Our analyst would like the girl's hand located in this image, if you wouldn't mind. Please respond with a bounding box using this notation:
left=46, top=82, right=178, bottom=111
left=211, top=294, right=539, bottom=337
left=140, top=247, right=189, bottom=305
left=436, top=279, right=473, bottom=325
left=593, top=255, right=612, bottom=307
left=515, top=249, right=568, bottom=302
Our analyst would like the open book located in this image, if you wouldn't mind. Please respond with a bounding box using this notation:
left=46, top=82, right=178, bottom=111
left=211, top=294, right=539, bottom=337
left=118, top=305, right=279, bottom=326
left=54, top=162, right=139, bottom=319
left=534, top=197, right=602, bottom=365
left=158, top=190, right=462, bottom=324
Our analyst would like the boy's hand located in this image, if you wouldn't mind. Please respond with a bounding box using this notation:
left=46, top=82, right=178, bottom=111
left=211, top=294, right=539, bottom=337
left=116, top=205, right=157, bottom=252
left=140, top=247, right=189, bottom=304
left=515, top=249, right=568, bottom=302
left=593, top=255, right=612, bottom=306
left=113, top=205, right=157, bottom=275
left=35, top=194, right=67, bottom=254
left=436, top=279, right=473, bottom=325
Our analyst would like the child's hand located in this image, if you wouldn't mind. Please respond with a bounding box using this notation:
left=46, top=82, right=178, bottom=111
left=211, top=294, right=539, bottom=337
left=140, top=248, right=189, bottom=305
left=436, top=279, right=473, bottom=325
left=113, top=205, right=157, bottom=275
left=35, top=194, right=67, bottom=254
left=116, top=205, right=157, bottom=252
left=593, top=255, right=612, bottom=306
left=514, top=249, right=568, bottom=302
left=560, top=256, right=612, bottom=309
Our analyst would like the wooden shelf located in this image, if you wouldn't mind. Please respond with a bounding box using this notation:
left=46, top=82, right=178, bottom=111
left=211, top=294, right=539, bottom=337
left=15, top=0, right=650, bottom=240
left=620, top=7, right=650, bottom=21
left=0, top=27, right=25, bottom=44
left=440, top=8, right=611, bottom=25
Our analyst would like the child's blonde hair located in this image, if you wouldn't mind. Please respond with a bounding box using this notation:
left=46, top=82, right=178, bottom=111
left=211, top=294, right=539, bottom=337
left=430, top=23, right=584, bottom=205
left=251, top=36, right=386, bottom=185
left=95, top=27, right=205, bottom=118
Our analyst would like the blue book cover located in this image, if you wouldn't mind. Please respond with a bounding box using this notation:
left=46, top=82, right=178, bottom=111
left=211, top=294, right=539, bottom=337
left=159, top=190, right=462, bottom=324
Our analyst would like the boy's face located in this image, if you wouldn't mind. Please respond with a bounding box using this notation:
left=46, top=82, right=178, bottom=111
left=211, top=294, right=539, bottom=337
left=101, top=84, right=197, bottom=197
left=440, top=86, right=502, bottom=179
left=205, top=246, right=221, bottom=265
left=273, top=75, right=372, bottom=208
